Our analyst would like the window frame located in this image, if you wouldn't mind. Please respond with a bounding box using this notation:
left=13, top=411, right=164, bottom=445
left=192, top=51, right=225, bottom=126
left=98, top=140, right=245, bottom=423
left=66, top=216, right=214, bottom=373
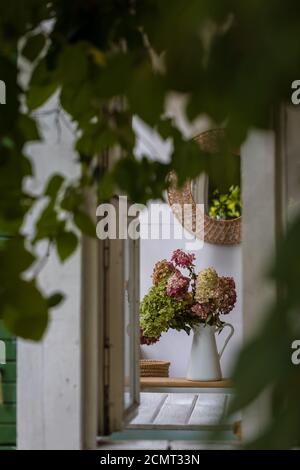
left=80, top=193, right=140, bottom=448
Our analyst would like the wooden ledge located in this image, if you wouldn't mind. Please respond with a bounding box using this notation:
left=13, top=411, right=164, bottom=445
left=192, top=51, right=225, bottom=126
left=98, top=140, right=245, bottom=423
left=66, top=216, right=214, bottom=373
left=140, top=377, right=233, bottom=389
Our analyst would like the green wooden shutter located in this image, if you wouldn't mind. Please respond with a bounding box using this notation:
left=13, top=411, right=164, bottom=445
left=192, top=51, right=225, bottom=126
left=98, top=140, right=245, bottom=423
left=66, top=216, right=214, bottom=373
left=0, top=322, right=17, bottom=450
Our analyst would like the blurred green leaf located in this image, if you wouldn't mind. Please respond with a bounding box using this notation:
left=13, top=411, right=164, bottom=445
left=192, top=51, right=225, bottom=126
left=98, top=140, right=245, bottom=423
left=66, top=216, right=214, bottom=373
left=94, top=52, right=132, bottom=98
left=27, top=82, right=58, bottom=111
left=45, top=174, right=64, bottom=198
left=73, top=210, right=96, bottom=238
left=47, top=292, right=65, bottom=308
left=0, top=237, right=35, bottom=284
left=0, top=136, right=15, bottom=149
left=172, top=138, right=207, bottom=184
left=22, top=33, right=46, bottom=62
left=76, top=126, right=117, bottom=155
left=60, top=186, right=83, bottom=212
left=27, top=59, right=58, bottom=110
left=56, top=231, right=78, bottom=262
left=127, top=64, right=165, bottom=126
left=2, top=280, right=48, bottom=341
left=113, top=156, right=170, bottom=204
left=57, top=43, right=89, bottom=85
left=18, top=114, right=40, bottom=141
left=34, top=202, right=64, bottom=242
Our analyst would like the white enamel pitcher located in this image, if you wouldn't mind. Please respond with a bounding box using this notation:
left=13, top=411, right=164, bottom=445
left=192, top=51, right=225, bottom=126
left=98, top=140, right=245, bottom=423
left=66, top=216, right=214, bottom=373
left=186, top=323, right=234, bottom=381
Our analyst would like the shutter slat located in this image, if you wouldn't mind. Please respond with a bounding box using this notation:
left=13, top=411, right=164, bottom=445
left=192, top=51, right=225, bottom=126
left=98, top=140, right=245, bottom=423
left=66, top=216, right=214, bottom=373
left=0, top=424, right=16, bottom=444
left=2, top=384, right=16, bottom=404
left=0, top=363, right=16, bottom=383
left=0, top=405, right=16, bottom=424
left=0, top=321, right=17, bottom=448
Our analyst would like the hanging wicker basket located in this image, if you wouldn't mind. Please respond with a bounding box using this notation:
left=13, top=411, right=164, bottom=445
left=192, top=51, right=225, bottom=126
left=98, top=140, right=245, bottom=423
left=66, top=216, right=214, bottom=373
left=140, top=359, right=170, bottom=377
left=167, top=128, right=241, bottom=245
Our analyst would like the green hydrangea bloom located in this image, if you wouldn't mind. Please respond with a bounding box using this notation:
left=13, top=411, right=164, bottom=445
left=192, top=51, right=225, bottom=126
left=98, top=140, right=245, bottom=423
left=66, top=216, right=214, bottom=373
left=195, top=267, right=219, bottom=302
left=140, top=281, right=188, bottom=338
left=151, top=259, right=175, bottom=286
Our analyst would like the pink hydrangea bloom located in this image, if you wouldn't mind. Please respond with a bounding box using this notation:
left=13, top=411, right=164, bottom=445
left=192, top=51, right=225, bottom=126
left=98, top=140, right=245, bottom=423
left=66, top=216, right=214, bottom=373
left=216, top=276, right=237, bottom=315
left=171, top=249, right=195, bottom=268
left=140, top=328, right=160, bottom=345
left=191, top=302, right=211, bottom=320
left=166, top=271, right=190, bottom=299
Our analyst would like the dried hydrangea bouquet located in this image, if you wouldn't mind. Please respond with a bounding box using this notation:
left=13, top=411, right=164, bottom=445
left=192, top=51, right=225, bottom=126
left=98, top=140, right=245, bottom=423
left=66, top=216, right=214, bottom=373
left=140, top=249, right=237, bottom=380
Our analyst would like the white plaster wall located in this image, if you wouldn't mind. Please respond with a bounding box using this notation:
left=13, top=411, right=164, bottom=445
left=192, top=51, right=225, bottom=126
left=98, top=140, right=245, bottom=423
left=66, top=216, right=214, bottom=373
left=17, top=101, right=81, bottom=450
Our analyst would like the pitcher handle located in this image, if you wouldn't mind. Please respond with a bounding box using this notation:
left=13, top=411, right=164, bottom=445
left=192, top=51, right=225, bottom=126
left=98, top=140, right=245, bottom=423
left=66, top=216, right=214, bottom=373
left=216, top=323, right=234, bottom=359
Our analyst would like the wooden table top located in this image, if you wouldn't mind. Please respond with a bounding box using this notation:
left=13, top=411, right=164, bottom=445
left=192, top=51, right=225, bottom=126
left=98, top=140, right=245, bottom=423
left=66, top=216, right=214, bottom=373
left=140, top=377, right=233, bottom=389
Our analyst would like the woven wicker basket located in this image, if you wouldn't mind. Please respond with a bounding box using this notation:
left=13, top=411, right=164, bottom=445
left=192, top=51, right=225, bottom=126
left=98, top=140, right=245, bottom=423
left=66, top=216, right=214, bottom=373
left=140, top=359, right=170, bottom=377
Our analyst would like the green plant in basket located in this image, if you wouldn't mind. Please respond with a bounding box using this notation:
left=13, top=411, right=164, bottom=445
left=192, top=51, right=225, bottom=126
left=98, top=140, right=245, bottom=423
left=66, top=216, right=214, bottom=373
left=209, top=185, right=242, bottom=220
